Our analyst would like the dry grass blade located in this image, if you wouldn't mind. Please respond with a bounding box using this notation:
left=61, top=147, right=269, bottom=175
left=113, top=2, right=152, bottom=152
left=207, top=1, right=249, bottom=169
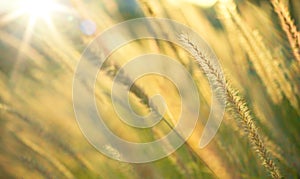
left=11, top=131, right=75, bottom=179
left=220, top=1, right=283, bottom=104
left=179, top=33, right=282, bottom=179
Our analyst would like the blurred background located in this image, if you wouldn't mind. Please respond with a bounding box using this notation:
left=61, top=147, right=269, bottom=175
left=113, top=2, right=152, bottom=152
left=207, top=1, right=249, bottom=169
left=0, top=0, right=299, bottom=178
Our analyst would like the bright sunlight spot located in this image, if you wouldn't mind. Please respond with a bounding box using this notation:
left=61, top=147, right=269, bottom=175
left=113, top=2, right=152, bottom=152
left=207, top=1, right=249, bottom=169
left=20, top=0, right=60, bottom=19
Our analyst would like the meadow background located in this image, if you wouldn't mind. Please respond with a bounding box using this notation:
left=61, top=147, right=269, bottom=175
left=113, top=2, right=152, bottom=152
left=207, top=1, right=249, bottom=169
left=0, top=0, right=299, bottom=178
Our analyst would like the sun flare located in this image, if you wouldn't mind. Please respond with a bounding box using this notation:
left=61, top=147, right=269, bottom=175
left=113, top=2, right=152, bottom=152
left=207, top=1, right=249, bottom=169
left=1, top=0, right=69, bottom=66
left=19, top=0, right=60, bottom=20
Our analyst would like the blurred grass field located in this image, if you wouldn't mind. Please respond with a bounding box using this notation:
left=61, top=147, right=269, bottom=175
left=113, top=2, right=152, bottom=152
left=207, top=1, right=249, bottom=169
left=0, top=0, right=300, bottom=178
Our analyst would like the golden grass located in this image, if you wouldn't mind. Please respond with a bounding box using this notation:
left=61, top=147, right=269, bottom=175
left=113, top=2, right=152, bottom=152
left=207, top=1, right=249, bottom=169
left=0, top=0, right=299, bottom=178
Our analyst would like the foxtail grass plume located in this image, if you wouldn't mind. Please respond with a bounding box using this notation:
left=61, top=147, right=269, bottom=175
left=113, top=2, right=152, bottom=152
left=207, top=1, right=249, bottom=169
left=271, top=0, right=300, bottom=63
left=179, top=33, right=282, bottom=179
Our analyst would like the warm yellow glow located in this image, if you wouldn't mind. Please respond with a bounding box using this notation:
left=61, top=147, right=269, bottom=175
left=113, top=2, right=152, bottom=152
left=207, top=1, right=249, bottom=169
left=186, top=0, right=218, bottom=7
left=167, top=0, right=218, bottom=8
left=20, top=0, right=59, bottom=19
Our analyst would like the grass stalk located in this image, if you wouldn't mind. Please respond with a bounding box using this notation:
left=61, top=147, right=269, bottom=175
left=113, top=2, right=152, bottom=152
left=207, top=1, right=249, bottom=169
left=104, top=64, right=220, bottom=178
left=222, top=1, right=283, bottom=104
